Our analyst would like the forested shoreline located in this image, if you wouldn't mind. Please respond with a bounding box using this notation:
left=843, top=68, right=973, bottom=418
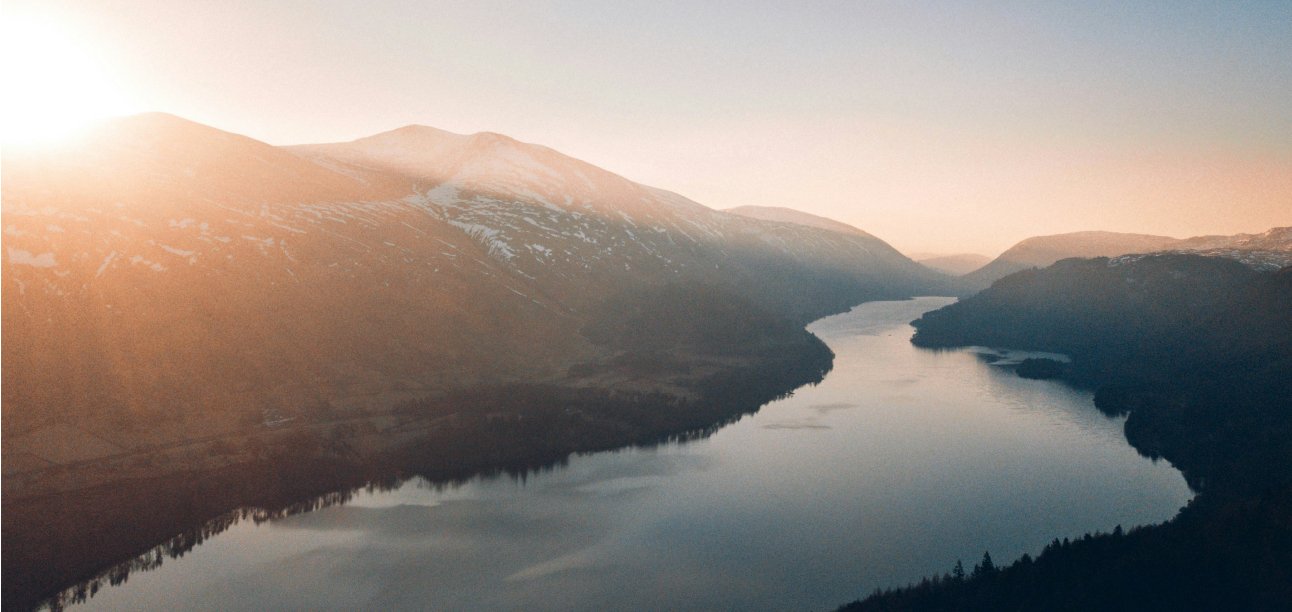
left=840, top=255, right=1292, bottom=610
left=4, top=285, right=841, bottom=611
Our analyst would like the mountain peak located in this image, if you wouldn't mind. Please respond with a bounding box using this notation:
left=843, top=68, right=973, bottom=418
left=290, top=124, right=557, bottom=185
left=341, top=125, right=524, bottom=150
left=466, top=130, right=517, bottom=144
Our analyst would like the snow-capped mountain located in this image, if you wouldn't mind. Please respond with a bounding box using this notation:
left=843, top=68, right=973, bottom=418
left=962, top=228, right=1292, bottom=289
left=293, top=126, right=951, bottom=316
left=2, top=114, right=946, bottom=464
left=3, top=116, right=590, bottom=457
left=961, top=231, right=1183, bottom=289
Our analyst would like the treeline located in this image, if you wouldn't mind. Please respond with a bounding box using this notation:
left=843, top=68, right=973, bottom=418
left=844, top=491, right=1292, bottom=611
left=4, top=455, right=390, bottom=612
left=390, top=336, right=832, bottom=481
left=840, top=254, right=1292, bottom=610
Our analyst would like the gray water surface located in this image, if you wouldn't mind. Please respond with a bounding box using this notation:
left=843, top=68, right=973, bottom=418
left=75, top=297, right=1192, bottom=611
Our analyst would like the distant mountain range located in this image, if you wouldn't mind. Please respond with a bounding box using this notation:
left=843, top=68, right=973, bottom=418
left=961, top=228, right=1292, bottom=289
left=1, top=113, right=953, bottom=497
left=915, top=253, right=991, bottom=276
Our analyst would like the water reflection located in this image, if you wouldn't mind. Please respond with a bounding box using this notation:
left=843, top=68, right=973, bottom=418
left=52, top=297, right=1191, bottom=611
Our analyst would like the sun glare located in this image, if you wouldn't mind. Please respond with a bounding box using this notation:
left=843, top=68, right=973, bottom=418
left=0, top=15, right=136, bottom=147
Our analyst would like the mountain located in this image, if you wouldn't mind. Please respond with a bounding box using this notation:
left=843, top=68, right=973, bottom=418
left=960, top=231, right=1180, bottom=289
left=916, top=253, right=991, bottom=276
left=1174, top=226, right=1292, bottom=252
left=2, top=115, right=948, bottom=500
left=961, top=228, right=1292, bottom=289
left=1169, top=227, right=1292, bottom=271
left=294, top=129, right=954, bottom=319
left=5, top=115, right=962, bottom=608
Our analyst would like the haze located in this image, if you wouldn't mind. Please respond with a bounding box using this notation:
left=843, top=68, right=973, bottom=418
left=3, top=0, right=1289, bottom=254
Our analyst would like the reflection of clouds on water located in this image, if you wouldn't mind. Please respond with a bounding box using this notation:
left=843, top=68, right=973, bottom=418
left=506, top=545, right=605, bottom=581
left=272, top=500, right=587, bottom=542
left=572, top=475, right=664, bottom=497
left=880, top=376, right=921, bottom=386
left=809, top=402, right=858, bottom=415
left=763, top=421, right=832, bottom=430
left=555, top=451, right=714, bottom=494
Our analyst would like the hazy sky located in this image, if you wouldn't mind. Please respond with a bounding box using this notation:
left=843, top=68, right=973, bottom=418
left=4, top=0, right=1290, bottom=254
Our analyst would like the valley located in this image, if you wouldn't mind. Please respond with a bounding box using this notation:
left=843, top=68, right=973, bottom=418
left=13, top=299, right=1192, bottom=611
left=2, top=118, right=1288, bottom=612
left=3, top=4, right=1290, bottom=610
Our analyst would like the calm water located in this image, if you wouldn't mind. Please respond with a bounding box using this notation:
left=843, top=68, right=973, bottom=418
left=71, top=297, right=1192, bottom=611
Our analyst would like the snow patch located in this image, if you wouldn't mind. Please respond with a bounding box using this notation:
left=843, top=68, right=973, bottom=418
left=159, top=245, right=196, bottom=258
left=129, top=255, right=167, bottom=272
left=95, top=252, right=118, bottom=278
left=449, top=220, right=516, bottom=260
left=6, top=248, right=56, bottom=268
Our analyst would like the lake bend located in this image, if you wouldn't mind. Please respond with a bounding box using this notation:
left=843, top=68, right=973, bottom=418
left=59, top=297, right=1193, bottom=611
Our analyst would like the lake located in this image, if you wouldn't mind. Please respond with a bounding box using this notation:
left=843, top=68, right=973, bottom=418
left=66, top=297, right=1192, bottom=611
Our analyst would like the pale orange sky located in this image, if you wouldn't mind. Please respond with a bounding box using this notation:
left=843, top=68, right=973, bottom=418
left=2, top=0, right=1289, bottom=255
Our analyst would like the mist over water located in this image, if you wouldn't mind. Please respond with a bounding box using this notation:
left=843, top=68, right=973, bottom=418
left=71, top=297, right=1191, bottom=611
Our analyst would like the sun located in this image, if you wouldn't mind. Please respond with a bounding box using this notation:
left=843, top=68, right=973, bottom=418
left=0, top=14, right=137, bottom=146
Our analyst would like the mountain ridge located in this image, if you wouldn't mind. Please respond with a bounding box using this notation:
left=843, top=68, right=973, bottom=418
left=962, top=228, right=1292, bottom=289
left=723, top=205, right=875, bottom=238
left=2, top=112, right=950, bottom=501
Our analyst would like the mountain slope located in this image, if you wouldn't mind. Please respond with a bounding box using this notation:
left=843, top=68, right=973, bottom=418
left=3, top=116, right=589, bottom=457
left=2, top=115, right=949, bottom=496
left=296, top=128, right=953, bottom=319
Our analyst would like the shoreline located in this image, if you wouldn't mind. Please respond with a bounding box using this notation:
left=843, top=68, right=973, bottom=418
left=4, top=328, right=834, bottom=611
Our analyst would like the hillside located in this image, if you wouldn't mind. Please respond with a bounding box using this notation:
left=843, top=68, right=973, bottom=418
left=297, top=133, right=954, bottom=319
left=2, top=114, right=949, bottom=501
left=3, top=116, right=588, bottom=464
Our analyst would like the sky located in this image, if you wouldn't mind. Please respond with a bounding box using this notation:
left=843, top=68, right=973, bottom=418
left=2, top=0, right=1289, bottom=255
